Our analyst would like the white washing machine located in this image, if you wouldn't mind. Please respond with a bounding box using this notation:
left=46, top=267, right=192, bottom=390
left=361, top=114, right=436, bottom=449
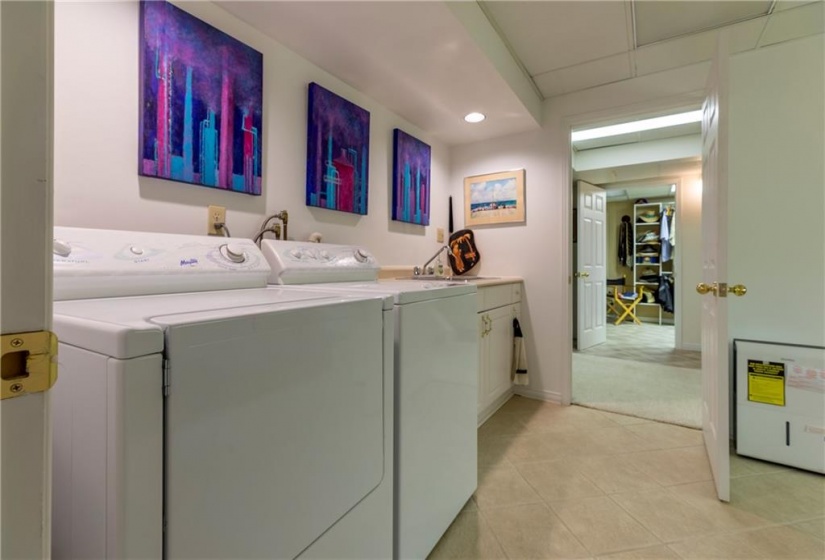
left=260, top=240, right=478, bottom=560
left=51, top=227, right=393, bottom=559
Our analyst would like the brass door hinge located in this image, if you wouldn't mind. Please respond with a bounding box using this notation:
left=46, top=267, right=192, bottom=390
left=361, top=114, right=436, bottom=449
left=1, top=331, right=58, bottom=399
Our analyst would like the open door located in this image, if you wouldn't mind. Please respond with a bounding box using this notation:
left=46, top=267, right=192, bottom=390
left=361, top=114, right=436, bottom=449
left=698, top=37, right=730, bottom=502
left=575, top=181, right=606, bottom=350
left=1, top=1, right=55, bottom=556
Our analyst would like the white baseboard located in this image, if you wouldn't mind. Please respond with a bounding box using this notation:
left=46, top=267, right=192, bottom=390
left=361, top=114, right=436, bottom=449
left=478, top=389, right=514, bottom=427
left=513, top=386, right=562, bottom=405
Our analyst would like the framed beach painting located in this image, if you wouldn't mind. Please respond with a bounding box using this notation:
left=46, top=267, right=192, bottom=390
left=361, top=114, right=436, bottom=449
left=392, top=129, right=431, bottom=225
left=306, top=82, right=370, bottom=215
left=139, top=1, right=263, bottom=195
left=463, top=169, right=526, bottom=226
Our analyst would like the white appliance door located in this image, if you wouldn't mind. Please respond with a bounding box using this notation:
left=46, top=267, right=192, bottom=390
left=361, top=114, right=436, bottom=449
left=395, top=293, right=478, bottom=559
left=576, top=180, right=607, bottom=350
left=162, top=299, right=385, bottom=559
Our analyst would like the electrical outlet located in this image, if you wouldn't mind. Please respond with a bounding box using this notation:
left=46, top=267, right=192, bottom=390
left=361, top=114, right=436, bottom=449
left=207, top=205, right=226, bottom=235
left=436, top=227, right=445, bottom=243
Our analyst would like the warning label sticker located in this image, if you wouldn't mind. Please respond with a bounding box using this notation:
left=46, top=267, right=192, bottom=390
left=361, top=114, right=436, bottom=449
left=747, top=360, right=785, bottom=406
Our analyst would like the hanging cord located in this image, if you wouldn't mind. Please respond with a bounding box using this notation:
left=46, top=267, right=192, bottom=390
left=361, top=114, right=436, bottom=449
left=253, top=224, right=281, bottom=245
left=215, top=222, right=231, bottom=238
left=253, top=210, right=289, bottom=246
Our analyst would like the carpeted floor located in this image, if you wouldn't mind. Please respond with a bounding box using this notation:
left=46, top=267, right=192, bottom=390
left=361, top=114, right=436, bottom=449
left=572, top=353, right=701, bottom=429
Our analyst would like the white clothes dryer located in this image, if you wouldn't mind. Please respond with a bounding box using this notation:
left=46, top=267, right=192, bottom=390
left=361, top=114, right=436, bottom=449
left=51, top=227, right=393, bottom=559
left=261, top=240, right=478, bottom=560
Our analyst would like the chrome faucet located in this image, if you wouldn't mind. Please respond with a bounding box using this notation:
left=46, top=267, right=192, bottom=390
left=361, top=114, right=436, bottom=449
left=417, top=245, right=450, bottom=277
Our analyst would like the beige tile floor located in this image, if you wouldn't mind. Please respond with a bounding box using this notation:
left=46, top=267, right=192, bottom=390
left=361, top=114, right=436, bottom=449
left=429, top=397, right=825, bottom=559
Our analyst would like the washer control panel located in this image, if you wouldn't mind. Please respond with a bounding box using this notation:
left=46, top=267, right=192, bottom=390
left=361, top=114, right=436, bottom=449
left=260, top=240, right=379, bottom=284
left=54, top=227, right=270, bottom=300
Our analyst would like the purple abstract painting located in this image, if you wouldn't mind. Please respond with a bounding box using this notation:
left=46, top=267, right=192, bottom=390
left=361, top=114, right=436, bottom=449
left=392, top=129, right=431, bottom=225
left=306, top=83, right=370, bottom=214
left=139, top=1, right=263, bottom=195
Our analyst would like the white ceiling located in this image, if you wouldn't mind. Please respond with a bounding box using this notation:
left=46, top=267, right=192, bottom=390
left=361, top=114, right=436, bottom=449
left=216, top=0, right=824, bottom=146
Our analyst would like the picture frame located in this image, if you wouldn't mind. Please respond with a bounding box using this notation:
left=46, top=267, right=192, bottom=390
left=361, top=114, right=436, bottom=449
left=139, top=1, right=263, bottom=195
left=305, top=82, right=370, bottom=215
left=391, top=129, right=431, bottom=225
left=463, top=169, right=525, bottom=227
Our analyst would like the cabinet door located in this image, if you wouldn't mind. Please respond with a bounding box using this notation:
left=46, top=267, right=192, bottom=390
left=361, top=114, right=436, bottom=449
left=478, top=313, right=488, bottom=408
left=485, top=305, right=516, bottom=405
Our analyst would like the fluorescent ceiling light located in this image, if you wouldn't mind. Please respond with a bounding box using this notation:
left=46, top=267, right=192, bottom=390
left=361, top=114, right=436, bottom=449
left=464, top=112, right=485, bottom=123
left=572, top=110, right=702, bottom=142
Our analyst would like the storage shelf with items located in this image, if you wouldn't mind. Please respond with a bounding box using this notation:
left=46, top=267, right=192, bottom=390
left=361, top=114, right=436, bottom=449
left=633, top=202, right=675, bottom=325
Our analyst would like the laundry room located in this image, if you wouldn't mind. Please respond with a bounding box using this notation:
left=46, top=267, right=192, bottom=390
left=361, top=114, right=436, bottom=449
left=3, top=1, right=825, bottom=559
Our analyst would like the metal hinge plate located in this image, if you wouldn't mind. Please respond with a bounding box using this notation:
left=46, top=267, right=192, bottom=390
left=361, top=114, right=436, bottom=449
left=1, top=330, right=58, bottom=400
left=163, top=359, right=170, bottom=397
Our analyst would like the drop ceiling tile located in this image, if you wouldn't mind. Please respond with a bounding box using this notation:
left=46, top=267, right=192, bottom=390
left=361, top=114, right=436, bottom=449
left=635, top=0, right=772, bottom=46
left=533, top=70, right=567, bottom=98
left=482, top=0, right=630, bottom=74
left=760, top=1, right=825, bottom=46
left=539, top=53, right=632, bottom=97
left=635, top=17, right=766, bottom=76
left=773, top=0, right=821, bottom=13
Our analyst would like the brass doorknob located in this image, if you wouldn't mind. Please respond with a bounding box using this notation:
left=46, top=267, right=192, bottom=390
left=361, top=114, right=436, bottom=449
left=575, top=271, right=590, bottom=278
left=696, top=282, right=717, bottom=295
left=730, top=284, right=748, bottom=297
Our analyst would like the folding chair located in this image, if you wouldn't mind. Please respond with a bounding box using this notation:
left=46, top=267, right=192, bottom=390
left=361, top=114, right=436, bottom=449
left=606, top=277, right=644, bottom=326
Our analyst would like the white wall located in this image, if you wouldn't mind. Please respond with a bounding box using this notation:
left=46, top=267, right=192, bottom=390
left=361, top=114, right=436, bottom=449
left=53, top=1, right=449, bottom=265
left=728, top=34, right=825, bottom=347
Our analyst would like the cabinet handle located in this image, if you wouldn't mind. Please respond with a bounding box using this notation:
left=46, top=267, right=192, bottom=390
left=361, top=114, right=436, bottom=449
left=482, top=314, right=492, bottom=337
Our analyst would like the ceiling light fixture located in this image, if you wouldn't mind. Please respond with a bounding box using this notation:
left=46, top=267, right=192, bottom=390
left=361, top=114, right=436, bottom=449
left=464, top=112, right=485, bottom=123
left=572, top=110, right=702, bottom=142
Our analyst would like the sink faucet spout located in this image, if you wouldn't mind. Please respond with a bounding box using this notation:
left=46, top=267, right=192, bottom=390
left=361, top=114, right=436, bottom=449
left=419, top=245, right=451, bottom=277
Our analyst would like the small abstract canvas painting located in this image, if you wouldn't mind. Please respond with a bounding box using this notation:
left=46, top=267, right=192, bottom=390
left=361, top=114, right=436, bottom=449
left=306, top=83, right=370, bottom=215
left=139, top=1, right=263, bottom=195
left=392, top=129, right=431, bottom=225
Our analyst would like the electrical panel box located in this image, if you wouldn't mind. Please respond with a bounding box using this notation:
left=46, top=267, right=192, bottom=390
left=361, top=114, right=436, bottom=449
left=735, top=339, right=825, bottom=474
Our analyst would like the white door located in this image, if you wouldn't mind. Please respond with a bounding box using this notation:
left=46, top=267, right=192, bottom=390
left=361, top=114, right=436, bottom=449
left=576, top=181, right=607, bottom=350
left=699, top=38, right=730, bottom=502
left=0, top=1, right=55, bottom=557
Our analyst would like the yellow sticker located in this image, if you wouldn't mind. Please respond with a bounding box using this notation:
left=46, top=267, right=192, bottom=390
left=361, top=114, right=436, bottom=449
left=747, top=360, right=785, bottom=406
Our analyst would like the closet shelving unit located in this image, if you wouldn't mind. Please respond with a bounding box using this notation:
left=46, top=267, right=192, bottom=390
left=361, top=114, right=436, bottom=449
left=633, top=202, right=674, bottom=325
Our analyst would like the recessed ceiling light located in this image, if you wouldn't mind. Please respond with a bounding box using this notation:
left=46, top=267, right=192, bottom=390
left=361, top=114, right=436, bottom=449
left=571, top=110, right=702, bottom=142
left=464, top=112, right=486, bottom=123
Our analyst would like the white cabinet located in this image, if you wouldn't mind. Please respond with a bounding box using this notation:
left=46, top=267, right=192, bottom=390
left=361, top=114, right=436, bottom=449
left=477, top=282, right=522, bottom=425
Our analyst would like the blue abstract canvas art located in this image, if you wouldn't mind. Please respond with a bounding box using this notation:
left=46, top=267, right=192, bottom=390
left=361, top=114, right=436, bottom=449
left=306, top=83, right=370, bottom=215
left=392, top=129, right=431, bottom=226
left=139, top=1, right=263, bottom=195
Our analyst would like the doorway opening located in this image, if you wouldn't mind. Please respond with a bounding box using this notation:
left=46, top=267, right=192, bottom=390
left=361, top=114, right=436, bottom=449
left=569, top=109, right=703, bottom=428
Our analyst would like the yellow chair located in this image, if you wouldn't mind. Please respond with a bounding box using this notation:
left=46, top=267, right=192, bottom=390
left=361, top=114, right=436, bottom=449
left=606, top=278, right=644, bottom=326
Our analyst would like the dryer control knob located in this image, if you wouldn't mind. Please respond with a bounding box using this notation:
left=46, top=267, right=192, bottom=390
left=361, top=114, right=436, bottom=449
left=354, top=249, right=370, bottom=263
left=53, top=239, right=72, bottom=257
left=222, top=243, right=246, bottom=263
left=289, top=249, right=303, bottom=260
left=130, top=246, right=144, bottom=256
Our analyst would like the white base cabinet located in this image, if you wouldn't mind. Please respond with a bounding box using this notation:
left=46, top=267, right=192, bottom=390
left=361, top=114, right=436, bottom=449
left=477, top=282, right=522, bottom=425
